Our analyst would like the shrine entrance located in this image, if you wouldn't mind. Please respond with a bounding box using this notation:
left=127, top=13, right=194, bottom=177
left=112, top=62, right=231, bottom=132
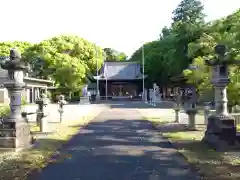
left=110, top=82, right=138, bottom=98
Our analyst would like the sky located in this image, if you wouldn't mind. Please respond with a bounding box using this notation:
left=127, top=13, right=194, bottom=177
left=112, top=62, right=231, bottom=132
left=0, top=0, right=239, bottom=57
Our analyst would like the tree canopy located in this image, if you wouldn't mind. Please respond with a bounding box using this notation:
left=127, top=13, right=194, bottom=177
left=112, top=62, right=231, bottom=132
left=130, top=0, right=205, bottom=85
left=103, top=48, right=127, bottom=61
left=0, top=35, right=126, bottom=96
left=129, top=0, right=240, bottom=106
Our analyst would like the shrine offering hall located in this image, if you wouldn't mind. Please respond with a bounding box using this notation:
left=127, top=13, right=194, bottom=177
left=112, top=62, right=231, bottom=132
left=93, top=61, right=146, bottom=100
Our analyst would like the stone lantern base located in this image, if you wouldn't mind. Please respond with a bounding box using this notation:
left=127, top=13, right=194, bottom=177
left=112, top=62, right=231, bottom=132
left=202, top=114, right=237, bottom=149
left=0, top=118, right=32, bottom=151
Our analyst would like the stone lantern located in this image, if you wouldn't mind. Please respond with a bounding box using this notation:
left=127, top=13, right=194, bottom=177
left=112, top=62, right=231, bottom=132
left=202, top=44, right=238, bottom=148
left=0, top=48, right=31, bottom=151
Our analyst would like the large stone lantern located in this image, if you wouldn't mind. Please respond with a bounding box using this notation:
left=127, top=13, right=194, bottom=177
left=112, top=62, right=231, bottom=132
left=0, top=48, right=32, bottom=151
left=202, top=44, right=238, bottom=148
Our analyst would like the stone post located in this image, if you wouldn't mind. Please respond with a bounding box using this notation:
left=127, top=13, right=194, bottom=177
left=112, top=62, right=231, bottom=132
left=202, top=44, right=238, bottom=148
left=58, top=94, right=66, bottom=122
left=174, top=93, right=181, bottom=123
left=35, top=94, right=49, bottom=132
left=150, top=89, right=153, bottom=106
left=0, top=48, right=31, bottom=151
left=185, top=87, right=198, bottom=130
left=153, top=84, right=157, bottom=106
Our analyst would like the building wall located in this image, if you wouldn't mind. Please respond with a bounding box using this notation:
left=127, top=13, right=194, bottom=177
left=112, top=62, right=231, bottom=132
left=99, top=80, right=142, bottom=97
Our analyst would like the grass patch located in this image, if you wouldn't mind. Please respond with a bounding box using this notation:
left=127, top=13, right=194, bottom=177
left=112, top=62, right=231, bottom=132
left=163, top=128, right=240, bottom=180
left=145, top=117, right=170, bottom=129
left=30, top=124, right=40, bottom=132
left=0, top=112, right=98, bottom=180
left=145, top=117, right=170, bottom=126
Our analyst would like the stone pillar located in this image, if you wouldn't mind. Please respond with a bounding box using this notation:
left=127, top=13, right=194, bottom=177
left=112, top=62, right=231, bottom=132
left=0, top=48, right=31, bottom=151
left=153, top=83, right=157, bottom=106
left=31, top=87, right=34, bottom=103
left=35, top=88, right=38, bottom=100
left=36, top=94, right=49, bottom=132
left=174, top=93, right=181, bottom=123
left=26, top=88, right=30, bottom=103
left=58, top=95, right=67, bottom=122
left=151, top=89, right=154, bottom=106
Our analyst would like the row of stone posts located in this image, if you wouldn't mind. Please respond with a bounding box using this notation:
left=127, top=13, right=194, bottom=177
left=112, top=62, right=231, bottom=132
left=145, top=83, right=161, bottom=106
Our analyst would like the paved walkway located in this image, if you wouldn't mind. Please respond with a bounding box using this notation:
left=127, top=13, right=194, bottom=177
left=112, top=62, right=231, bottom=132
left=30, top=102, right=200, bottom=180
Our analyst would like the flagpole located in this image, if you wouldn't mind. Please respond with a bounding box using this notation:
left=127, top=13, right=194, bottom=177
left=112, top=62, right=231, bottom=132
left=106, top=76, right=108, bottom=100
left=142, top=42, right=145, bottom=101
left=96, top=46, right=99, bottom=99
left=105, top=61, right=108, bottom=100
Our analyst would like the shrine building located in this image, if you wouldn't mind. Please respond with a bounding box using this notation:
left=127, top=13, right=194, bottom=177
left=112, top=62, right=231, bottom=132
left=92, top=61, right=147, bottom=100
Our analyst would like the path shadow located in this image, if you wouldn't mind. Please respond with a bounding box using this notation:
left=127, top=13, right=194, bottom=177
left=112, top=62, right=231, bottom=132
left=28, top=118, right=202, bottom=180
left=94, top=101, right=176, bottom=109
left=153, top=124, right=206, bottom=133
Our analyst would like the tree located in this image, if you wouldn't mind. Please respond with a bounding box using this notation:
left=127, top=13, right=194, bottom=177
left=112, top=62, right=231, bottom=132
left=23, top=35, right=104, bottom=97
left=0, top=41, right=32, bottom=59
left=172, top=0, right=204, bottom=23
left=129, top=0, right=206, bottom=88
left=184, top=9, right=240, bottom=106
left=129, top=1, right=240, bottom=108
left=103, top=48, right=127, bottom=61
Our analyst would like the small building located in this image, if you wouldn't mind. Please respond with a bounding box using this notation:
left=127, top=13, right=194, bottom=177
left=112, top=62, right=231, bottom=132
left=0, top=68, right=54, bottom=104
left=92, top=61, right=147, bottom=100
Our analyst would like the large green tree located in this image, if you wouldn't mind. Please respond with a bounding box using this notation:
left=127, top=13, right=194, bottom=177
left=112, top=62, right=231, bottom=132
left=184, top=9, right=240, bottom=107
left=0, top=36, right=107, bottom=98
left=129, top=0, right=205, bottom=87
left=23, top=35, right=104, bottom=96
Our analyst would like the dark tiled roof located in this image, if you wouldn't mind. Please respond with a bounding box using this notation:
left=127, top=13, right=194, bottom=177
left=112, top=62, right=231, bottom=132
left=99, top=61, right=143, bottom=80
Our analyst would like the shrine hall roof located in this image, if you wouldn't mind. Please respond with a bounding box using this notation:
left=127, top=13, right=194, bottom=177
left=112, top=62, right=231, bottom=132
left=94, top=61, right=147, bottom=80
